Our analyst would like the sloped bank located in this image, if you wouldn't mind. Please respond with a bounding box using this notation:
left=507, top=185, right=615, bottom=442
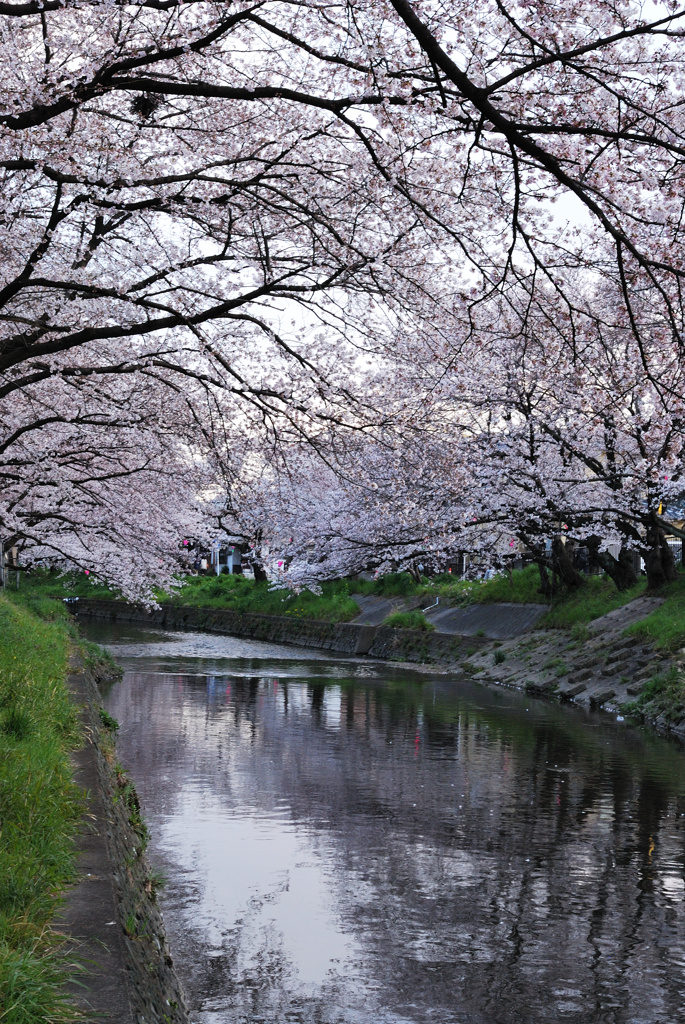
left=73, top=598, right=489, bottom=664
left=462, top=596, right=685, bottom=741
left=64, top=651, right=188, bottom=1024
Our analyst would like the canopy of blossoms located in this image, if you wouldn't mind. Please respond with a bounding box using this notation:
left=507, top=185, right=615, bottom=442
left=3, top=1, right=685, bottom=595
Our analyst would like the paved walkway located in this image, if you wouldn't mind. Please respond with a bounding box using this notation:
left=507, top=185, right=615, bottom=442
left=352, top=594, right=549, bottom=638
left=54, top=663, right=136, bottom=1023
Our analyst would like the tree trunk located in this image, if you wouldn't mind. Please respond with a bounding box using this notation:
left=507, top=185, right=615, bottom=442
left=537, top=561, right=552, bottom=598
left=551, top=537, right=584, bottom=590
left=616, top=546, right=640, bottom=589
left=408, top=563, right=422, bottom=584
left=643, top=524, right=678, bottom=590
left=252, top=561, right=268, bottom=582
left=520, top=535, right=554, bottom=597
left=586, top=538, right=638, bottom=591
left=660, top=531, right=678, bottom=582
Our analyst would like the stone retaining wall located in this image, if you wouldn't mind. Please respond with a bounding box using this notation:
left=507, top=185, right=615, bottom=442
left=73, top=599, right=489, bottom=664
left=367, top=626, right=488, bottom=663
left=74, top=599, right=378, bottom=654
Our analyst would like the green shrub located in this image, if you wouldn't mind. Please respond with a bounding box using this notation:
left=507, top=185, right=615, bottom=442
left=98, top=707, right=119, bottom=732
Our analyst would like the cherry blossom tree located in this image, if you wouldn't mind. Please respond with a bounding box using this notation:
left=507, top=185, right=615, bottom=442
left=1, top=353, right=212, bottom=597
left=0, top=0, right=416, bottom=589
left=221, top=274, right=685, bottom=594
left=4, top=0, right=685, bottom=593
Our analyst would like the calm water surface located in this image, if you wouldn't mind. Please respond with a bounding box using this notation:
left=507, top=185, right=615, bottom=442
left=84, top=622, right=685, bottom=1024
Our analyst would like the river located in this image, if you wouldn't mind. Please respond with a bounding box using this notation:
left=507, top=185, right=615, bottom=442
left=83, top=621, right=685, bottom=1024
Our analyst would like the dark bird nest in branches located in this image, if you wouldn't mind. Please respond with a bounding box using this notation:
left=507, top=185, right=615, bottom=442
left=130, top=93, right=163, bottom=120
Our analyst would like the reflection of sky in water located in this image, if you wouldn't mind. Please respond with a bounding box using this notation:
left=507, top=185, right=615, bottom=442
left=95, top=624, right=339, bottom=663
left=89, top=621, right=685, bottom=1024
left=88, top=623, right=413, bottom=681
left=161, top=785, right=358, bottom=987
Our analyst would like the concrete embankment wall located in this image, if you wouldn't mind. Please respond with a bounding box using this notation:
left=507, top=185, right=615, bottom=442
left=64, top=655, right=189, bottom=1024
left=74, top=599, right=489, bottom=665
left=366, top=625, right=488, bottom=663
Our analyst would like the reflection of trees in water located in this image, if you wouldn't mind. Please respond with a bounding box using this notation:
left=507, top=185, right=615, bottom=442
left=109, top=669, right=685, bottom=1023
left=308, top=682, right=326, bottom=718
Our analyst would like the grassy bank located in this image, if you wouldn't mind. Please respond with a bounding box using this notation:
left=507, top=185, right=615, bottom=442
left=163, top=573, right=361, bottom=621
left=540, top=575, right=648, bottom=629
left=8, top=568, right=429, bottom=623
left=615, top=577, right=685, bottom=726
left=621, top=666, right=685, bottom=726
left=0, top=595, right=82, bottom=1023
left=11, top=563, right=685, bottom=647
left=624, top=576, right=685, bottom=651
left=434, top=564, right=650, bottom=626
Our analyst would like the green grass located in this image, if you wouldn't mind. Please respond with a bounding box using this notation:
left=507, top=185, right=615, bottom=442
left=443, top=565, right=546, bottom=606
left=425, top=564, right=647, bottom=623
left=434, top=566, right=654, bottom=636
left=382, top=610, right=435, bottom=632
left=347, top=572, right=423, bottom=598
left=543, top=655, right=566, bottom=672
left=455, top=563, right=649, bottom=629
left=540, top=574, right=647, bottom=629
left=622, top=666, right=685, bottom=724
left=425, top=565, right=653, bottom=635
left=0, top=595, right=84, bottom=1023
left=624, top=576, right=685, bottom=651
left=7, top=567, right=117, bottom=605
left=164, top=573, right=362, bottom=621
left=169, top=569, right=442, bottom=619
left=11, top=568, right=363, bottom=622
